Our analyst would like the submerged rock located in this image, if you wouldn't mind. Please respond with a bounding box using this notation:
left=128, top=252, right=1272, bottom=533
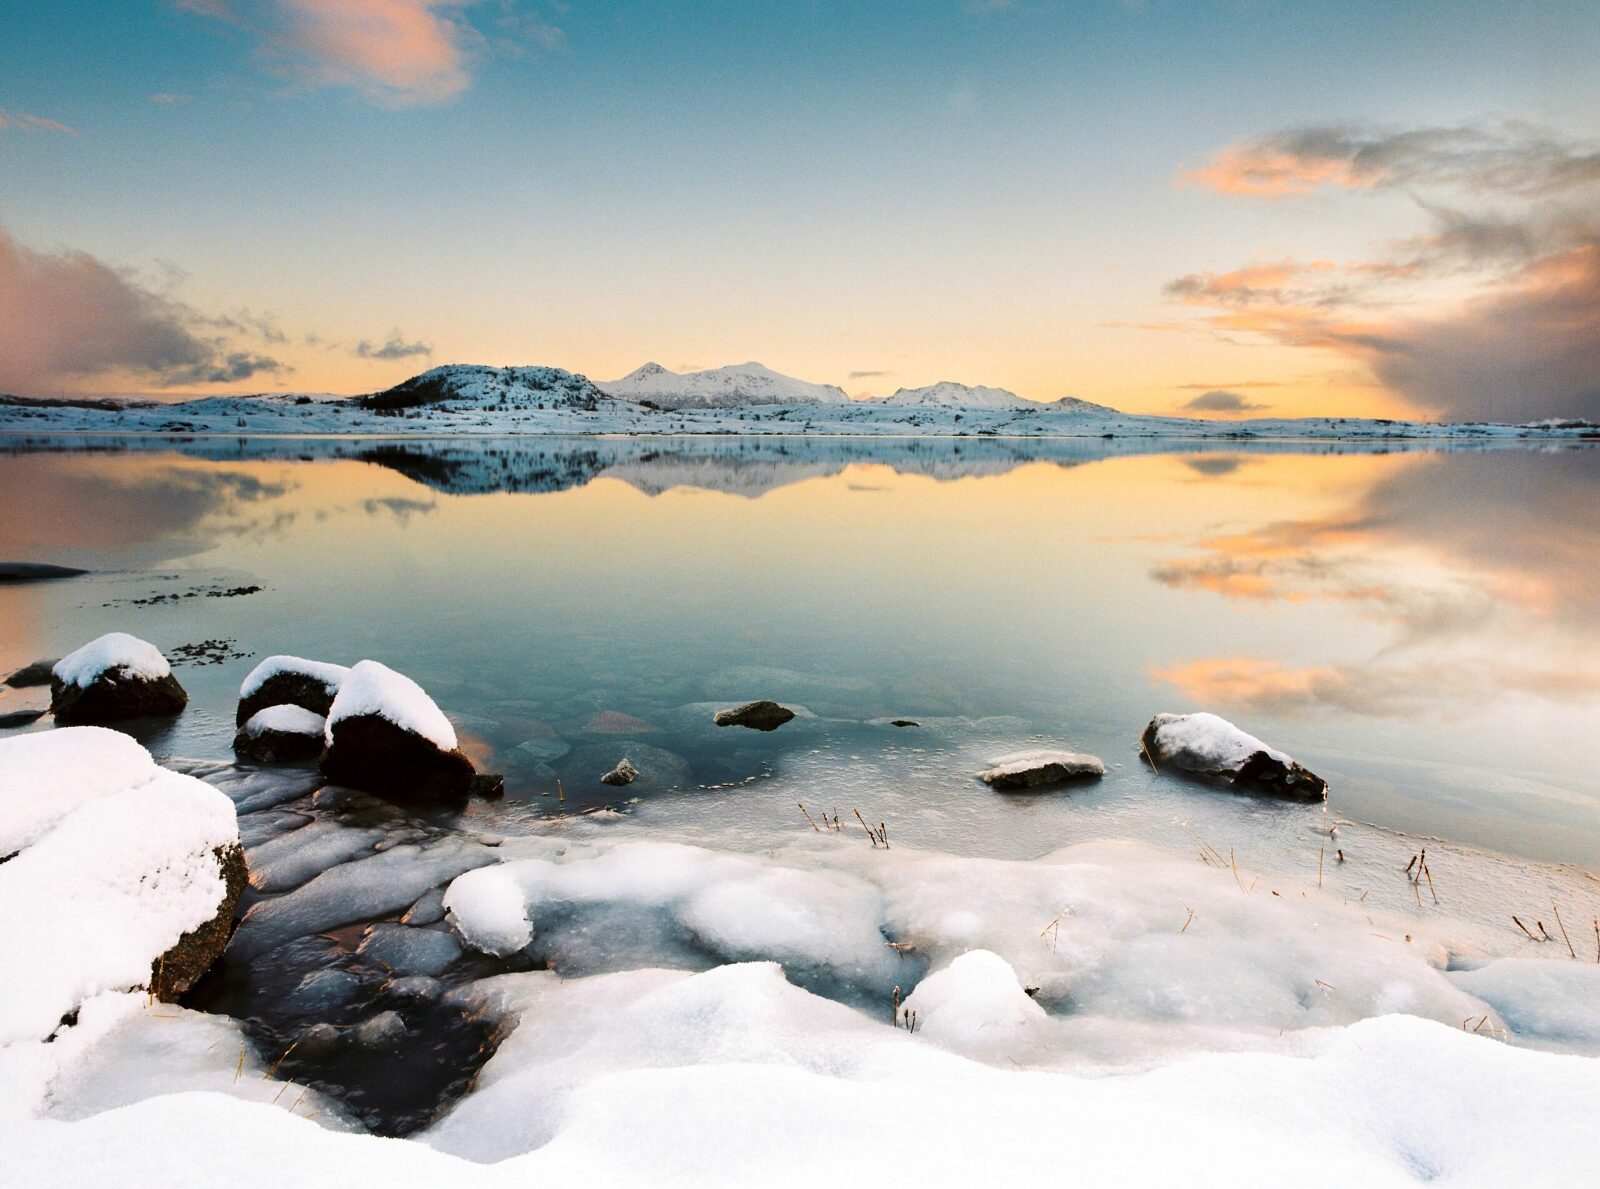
left=49, top=632, right=187, bottom=724
left=0, top=562, right=87, bottom=583
left=713, top=700, right=796, bottom=731
left=320, top=660, right=480, bottom=800
left=358, top=922, right=464, bottom=977
left=1142, top=712, right=1326, bottom=800
left=600, top=758, right=639, bottom=786
left=352, top=1010, right=407, bottom=1050
left=979, top=749, right=1105, bottom=790
left=233, top=704, right=326, bottom=763
left=4, top=659, right=58, bottom=689
left=294, top=1021, right=342, bottom=1060
left=282, top=969, right=362, bottom=1015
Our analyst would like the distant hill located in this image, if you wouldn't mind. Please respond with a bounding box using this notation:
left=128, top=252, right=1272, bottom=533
left=598, top=362, right=851, bottom=409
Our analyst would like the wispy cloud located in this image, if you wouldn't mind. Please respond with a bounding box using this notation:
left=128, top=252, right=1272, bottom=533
left=176, top=1, right=561, bottom=107
left=0, top=224, right=288, bottom=395
left=0, top=108, right=76, bottom=135
left=1180, top=390, right=1268, bottom=415
left=848, top=370, right=892, bottom=380
left=355, top=331, right=433, bottom=360
left=1167, top=121, right=1600, bottom=420
left=1182, top=123, right=1600, bottom=199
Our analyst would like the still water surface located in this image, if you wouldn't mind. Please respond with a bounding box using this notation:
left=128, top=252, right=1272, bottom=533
left=2, top=436, right=1596, bottom=869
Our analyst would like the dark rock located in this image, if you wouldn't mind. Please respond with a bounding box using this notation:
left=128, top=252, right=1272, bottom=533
left=50, top=668, right=188, bottom=724
left=468, top=773, right=505, bottom=800
left=321, top=713, right=477, bottom=800
left=352, top=1010, right=407, bottom=1049
left=150, top=843, right=246, bottom=1000
left=238, top=671, right=344, bottom=727
left=0, top=562, right=88, bottom=583
left=4, top=659, right=58, bottom=688
left=295, top=1022, right=341, bottom=1060
left=713, top=700, right=796, bottom=731
left=600, top=758, right=638, bottom=786
left=0, top=708, right=45, bottom=729
left=890, top=719, right=921, bottom=728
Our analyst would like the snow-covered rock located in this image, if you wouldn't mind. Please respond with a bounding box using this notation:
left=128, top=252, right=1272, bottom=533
left=234, top=705, right=326, bottom=763
left=320, top=660, right=478, bottom=799
left=237, top=656, right=350, bottom=727
left=979, top=749, right=1105, bottom=789
left=600, top=361, right=851, bottom=409
left=1143, top=712, right=1326, bottom=799
left=0, top=730, right=244, bottom=1044
left=900, top=949, right=1047, bottom=1053
left=48, top=633, right=187, bottom=724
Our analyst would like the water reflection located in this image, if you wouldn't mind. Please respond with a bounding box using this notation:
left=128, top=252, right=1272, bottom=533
left=0, top=436, right=1595, bottom=867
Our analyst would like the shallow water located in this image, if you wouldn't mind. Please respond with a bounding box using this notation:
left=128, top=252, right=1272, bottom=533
left=3, top=435, right=1596, bottom=865
left=6, top=433, right=1599, bottom=1134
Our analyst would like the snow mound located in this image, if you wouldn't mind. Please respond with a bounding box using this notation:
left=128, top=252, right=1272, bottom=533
left=900, top=949, right=1046, bottom=1053
left=239, top=656, right=350, bottom=700
left=1450, top=959, right=1600, bottom=1048
left=51, top=633, right=169, bottom=688
left=1146, top=711, right=1290, bottom=769
left=0, top=731, right=239, bottom=1045
left=325, top=660, right=457, bottom=751
left=444, top=865, right=532, bottom=956
left=241, top=705, right=325, bottom=737
left=0, top=727, right=160, bottom=856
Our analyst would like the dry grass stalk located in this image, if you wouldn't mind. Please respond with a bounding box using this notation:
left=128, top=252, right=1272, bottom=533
left=1180, top=906, right=1196, bottom=934
left=1512, top=915, right=1540, bottom=941
left=1139, top=739, right=1159, bottom=774
left=556, top=778, right=566, bottom=805
left=853, top=808, right=889, bottom=848
left=234, top=1042, right=246, bottom=1083
left=1318, top=838, right=1325, bottom=888
left=262, top=1038, right=301, bottom=1081
left=797, top=803, right=820, bottom=832
left=891, top=984, right=901, bottom=1026
left=1229, top=848, right=1248, bottom=895
left=1593, top=917, right=1600, bottom=963
left=1551, top=901, right=1577, bottom=959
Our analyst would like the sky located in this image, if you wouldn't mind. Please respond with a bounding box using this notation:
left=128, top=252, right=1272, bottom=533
left=1, top=0, right=1598, bottom=420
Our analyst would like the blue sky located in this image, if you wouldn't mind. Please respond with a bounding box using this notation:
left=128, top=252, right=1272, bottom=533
left=2, top=1, right=1598, bottom=418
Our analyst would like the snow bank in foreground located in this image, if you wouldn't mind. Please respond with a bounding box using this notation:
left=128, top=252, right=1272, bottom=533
left=5, top=981, right=1597, bottom=1187
left=325, top=660, right=457, bottom=751
left=0, top=730, right=240, bottom=1045
left=51, top=633, right=170, bottom=688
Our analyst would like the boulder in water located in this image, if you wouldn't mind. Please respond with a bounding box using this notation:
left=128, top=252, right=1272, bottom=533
left=320, top=660, right=480, bottom=800
left=49, top=633, right=187, bottom=724
left=1142, top=712, right=1326, bottom=800
left=713, top=700, right=796, bottom=731
left=233, top=704, right=326, bottom=763
left=237, top=655, right=350, bottom=727
left=979, top=749, right=1105, bottom=790
left=600, top=758, right=639, bottom=787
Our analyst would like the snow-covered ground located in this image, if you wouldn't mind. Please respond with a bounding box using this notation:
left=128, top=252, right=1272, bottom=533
left=2, top=361, right=1594, bottom=441
left=4, top=807, right=1598, bottom=1187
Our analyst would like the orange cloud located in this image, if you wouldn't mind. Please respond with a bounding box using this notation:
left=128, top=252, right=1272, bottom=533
left=180, top=0, right=502, bottom=106
left=0, top=108, right=76, bottom=135
left=1181, top=145, right=1370, bottom=198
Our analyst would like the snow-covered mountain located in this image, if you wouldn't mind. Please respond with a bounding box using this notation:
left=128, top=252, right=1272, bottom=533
left=875, top=381, right=1115, bottom=414
left=599, top=362, right=850, bottom=409
left=361, top=364, right=626, bottom=413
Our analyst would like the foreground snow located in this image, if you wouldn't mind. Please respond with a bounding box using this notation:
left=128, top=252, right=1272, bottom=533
left=3, top=745, right=1597, bottom=1186
left=0, top=730, right=239, bottom=1046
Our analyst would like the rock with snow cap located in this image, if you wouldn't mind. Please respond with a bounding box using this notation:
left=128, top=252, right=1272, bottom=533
left=1142, top=712, right=1326, bottom=800
left=236, top=655, right=350, bottom=727
left=233, top=704, right=326, bottom=763
left=979, top=749, right=1105, bottom=789
left=48, top=632, right=187, bottom=723
left=319, top=660, right=480, bottom=799
left=600, top=758, right=639, bottom=787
